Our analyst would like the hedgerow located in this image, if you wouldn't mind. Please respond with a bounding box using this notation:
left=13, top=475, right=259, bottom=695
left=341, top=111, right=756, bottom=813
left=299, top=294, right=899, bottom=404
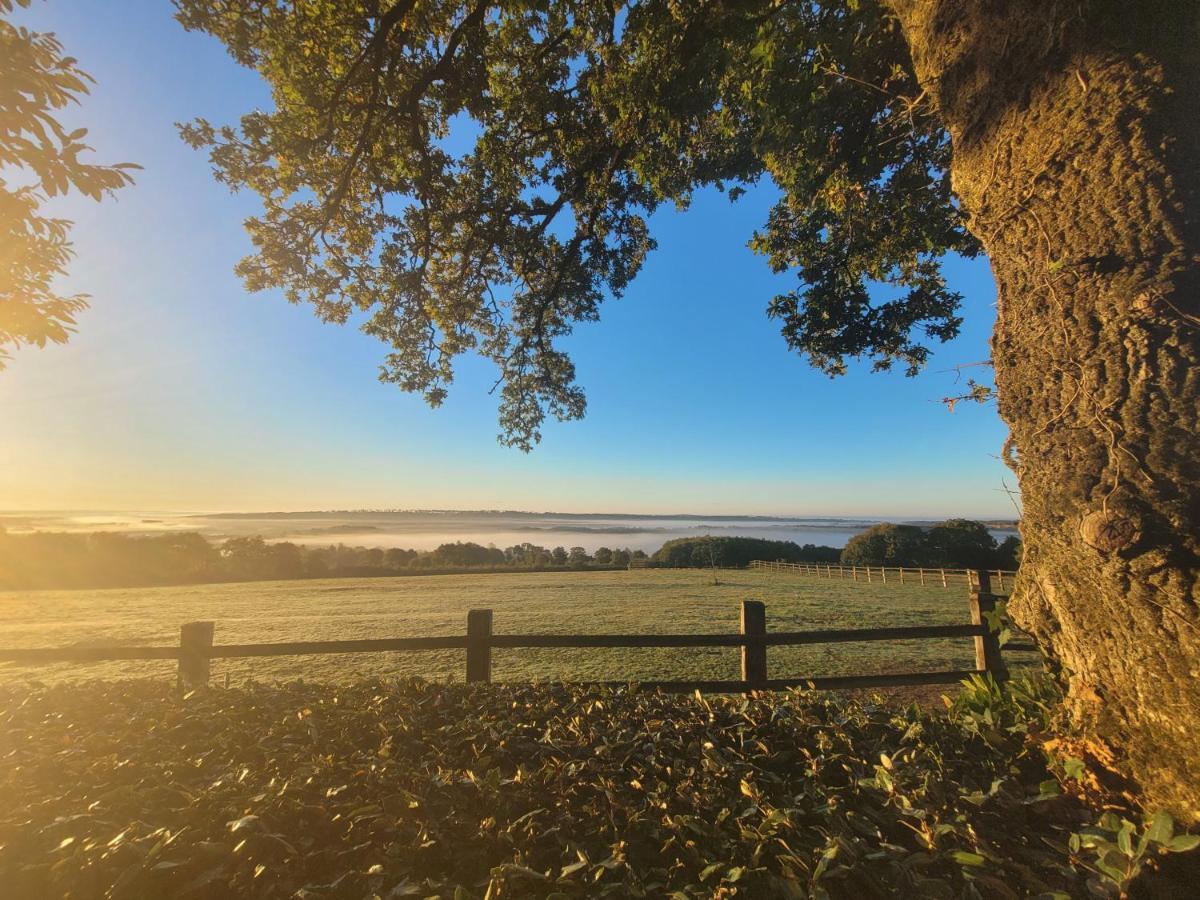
left=0, top=679, right=1193, bottom=898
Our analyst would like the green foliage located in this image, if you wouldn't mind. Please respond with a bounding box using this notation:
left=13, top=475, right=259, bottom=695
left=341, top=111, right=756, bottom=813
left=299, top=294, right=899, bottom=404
left=0, top=530, right=221, bottom=589
left=946, top=672, right=1060, bottom=755
left=4, top=677, right=1183, bottom=899
left=840, top=519, right=1010, bottom=569
left=840, top=523, right=932, bottom=568
left=995, top=535, right=1023, bottom=569
left=926, top=519, right=999, bottom=570
left=174, top=0, right=978, bottom=448
left=1070, top=811, right=1200, bottom=893
left=943, top=674, right=1200, bottom=894
left=429, top=540, right=506, bottom=568
left=652, top=536, right=840, bottom=569
left=0, top=0, right=138, bottom=367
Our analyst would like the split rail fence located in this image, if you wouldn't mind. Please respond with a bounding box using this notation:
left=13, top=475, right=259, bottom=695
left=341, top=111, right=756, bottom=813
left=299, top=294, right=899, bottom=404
left=0, top=571, right=1035, bottom=693
left=749, top=559, right=1017, bottom=590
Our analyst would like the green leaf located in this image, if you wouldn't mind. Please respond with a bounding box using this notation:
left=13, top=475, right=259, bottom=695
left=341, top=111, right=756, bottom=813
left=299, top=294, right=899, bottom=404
left=951, top=851, right=985, bottom=867
left=1062, top=758, right=1086, bottom=782
left=1146, top=811, right=1175, bottom=845
left=1167, top=834, right=1200, bottom=853
left=875, top=767, right=894, bottom=791
left=1036, top=779, right=1061, bottom=798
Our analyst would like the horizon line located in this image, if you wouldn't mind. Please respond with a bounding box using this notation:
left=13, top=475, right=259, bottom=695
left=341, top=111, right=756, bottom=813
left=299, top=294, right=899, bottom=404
left=1, top=506, right=1022, bottom=523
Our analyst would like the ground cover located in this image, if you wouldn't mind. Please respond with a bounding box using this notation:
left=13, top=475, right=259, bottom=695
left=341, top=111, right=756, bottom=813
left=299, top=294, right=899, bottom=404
left=5, top=677, right=1196, bottom=899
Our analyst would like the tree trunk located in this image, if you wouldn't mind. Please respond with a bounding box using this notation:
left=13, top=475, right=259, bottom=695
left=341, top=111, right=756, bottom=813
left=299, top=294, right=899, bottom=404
left=890, top=0, right=1200, bottom=819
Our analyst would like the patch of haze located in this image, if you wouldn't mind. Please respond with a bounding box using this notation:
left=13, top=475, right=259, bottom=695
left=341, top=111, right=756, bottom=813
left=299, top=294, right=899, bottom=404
left=1, top=510, right=1019, bottom=553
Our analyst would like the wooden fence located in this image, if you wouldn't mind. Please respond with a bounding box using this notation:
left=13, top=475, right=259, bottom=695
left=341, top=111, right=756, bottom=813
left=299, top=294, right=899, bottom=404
left=0, top=572, right=1034, bottom=692
left=750, top=560, right=1017, bottom=590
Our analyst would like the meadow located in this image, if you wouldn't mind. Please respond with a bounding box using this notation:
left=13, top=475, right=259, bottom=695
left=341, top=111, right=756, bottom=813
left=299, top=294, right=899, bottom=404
left=0, top=569, right=1001, bottom=686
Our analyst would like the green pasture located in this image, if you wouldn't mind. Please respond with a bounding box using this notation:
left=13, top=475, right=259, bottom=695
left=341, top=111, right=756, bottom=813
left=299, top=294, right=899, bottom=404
left=0, top=569, right=1015, bottom=685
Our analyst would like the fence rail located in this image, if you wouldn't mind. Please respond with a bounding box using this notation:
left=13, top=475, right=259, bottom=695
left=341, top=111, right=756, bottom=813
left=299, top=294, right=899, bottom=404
left=749, top=560, right=1017, bottom=590
left=0, top=572, right=1035, bottom=692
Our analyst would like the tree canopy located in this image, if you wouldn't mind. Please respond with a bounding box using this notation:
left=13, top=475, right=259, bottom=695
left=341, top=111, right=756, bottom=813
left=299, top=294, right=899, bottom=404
left=839, top=519, right=1016, bottom=569
left=652, top=535, right=839, bottom=569
left=0, top=0, right=137, bottom=368
left=175, top=0, right=977, bottom=449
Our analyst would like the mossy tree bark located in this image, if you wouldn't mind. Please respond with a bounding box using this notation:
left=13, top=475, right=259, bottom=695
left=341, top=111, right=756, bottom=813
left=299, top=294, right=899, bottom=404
left=890, top=0, right=1200, bottom=819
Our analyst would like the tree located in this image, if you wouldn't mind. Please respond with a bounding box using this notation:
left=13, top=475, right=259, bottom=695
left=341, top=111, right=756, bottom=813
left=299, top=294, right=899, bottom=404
left=430, top=541, right=504, bottom=567
left=176, top=0, right=1200, bottom=817
left=840, top=523, right=932, bottom=568
left=550, top=546, right=569, bottom=566
left=1, top=0, right=137, bottom=367
left=996, top=536, right=1023, bottom=571
left=593, top=546, right=613, bottom=565
left=384, top=546, right=417, bottom=569
left=267, top=541, right=304, bottom=579
left=653, top=536, right=838, bottom=569
left=220, top=535, right=272, bottom=581
left=925, top=519, right=998, bottom=570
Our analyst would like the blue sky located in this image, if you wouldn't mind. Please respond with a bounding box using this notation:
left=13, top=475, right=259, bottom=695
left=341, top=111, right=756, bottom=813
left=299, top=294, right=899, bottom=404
left=0, top=0, right=1016, bottom=518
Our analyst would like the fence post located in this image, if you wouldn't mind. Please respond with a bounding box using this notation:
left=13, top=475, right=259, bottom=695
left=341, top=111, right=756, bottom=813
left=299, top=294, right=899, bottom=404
left=919, top=567, right=926, bottom=586
left=740, top=600, right=767, bottom=690
left=466, top=609, right=493, bottom=683
left=969, top=571, right=1007, bottom=682
left=178, top=621, right=214, bottom=690
left=940, top=568, right=948, bottom=588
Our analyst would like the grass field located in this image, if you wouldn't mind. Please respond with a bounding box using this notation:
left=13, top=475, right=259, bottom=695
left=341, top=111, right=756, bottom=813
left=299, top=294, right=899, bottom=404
left=0, top=569, right=1009, bottom=685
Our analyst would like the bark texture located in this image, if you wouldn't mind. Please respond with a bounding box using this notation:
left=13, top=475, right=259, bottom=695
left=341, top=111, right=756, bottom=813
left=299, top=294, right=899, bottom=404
left=889, top=0, right=1200, bottom=819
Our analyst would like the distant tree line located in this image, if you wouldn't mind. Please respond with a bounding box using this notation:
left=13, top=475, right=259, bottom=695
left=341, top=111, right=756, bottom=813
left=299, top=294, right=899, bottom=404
left=647, top=521, right=1020, bottom=571
left=651, top=537, right=841, bottom=569
left=0, top=530, right=646, bottom=590
left=0, top=521, right=1018, bottom=591
left=838, top=520, right=1022, bottom=570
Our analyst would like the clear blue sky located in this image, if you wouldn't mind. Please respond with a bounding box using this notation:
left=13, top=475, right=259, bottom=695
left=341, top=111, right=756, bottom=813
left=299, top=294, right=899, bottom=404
left=1, top=0, right=1016, bottom=518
